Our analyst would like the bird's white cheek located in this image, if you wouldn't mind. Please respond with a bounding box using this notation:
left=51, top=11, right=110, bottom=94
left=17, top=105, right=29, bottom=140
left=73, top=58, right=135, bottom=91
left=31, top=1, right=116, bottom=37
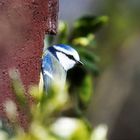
left=56, top=52, right=76, bottom=71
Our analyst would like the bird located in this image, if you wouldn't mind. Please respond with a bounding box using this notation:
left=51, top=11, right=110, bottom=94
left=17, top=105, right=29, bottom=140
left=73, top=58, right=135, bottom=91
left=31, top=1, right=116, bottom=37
left=41, top=44, right=83, bottom=92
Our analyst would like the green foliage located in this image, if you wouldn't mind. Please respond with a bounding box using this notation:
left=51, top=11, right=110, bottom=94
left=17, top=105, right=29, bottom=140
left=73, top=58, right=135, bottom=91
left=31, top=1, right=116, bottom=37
left=72, top=16, right=108, bottom=38
left=49, top=15, right=108, bottom=75
left=0, top=15, right=108, bottom=140
left=78, top=75, right=93, bottom=109
left=0, top=69, right=92, bottom=140
left=0, top=69, right=108, bottom=140
left=9, top=69, right=27, bottom=107
left=51, top=15, right=108, bottom=111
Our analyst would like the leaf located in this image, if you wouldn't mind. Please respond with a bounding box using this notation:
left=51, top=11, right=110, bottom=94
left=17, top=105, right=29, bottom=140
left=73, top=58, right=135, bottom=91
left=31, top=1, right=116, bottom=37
left=9, top=69, right=27, bottom=108
left=57, top=21, right=68, bottom=44
left=71, top=15, right=109, bottom=38
left=78, top=75, right=93, bottom=109
left=77, top=48, right=100, bottom=63
left=72, top=34, right=96, bottom=48
left=81, top=58, right=100, bottom=76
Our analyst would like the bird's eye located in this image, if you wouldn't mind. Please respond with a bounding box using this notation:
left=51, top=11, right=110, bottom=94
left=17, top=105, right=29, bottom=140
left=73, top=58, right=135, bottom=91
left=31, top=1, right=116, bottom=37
left=55, top=48, right=76, bottom=61
left=67, top=54, right=75, bottom=61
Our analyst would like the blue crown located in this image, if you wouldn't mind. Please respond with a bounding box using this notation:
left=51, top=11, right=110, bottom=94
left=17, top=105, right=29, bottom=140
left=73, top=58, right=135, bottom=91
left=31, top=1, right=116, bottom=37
left=55, top=44, right=74, bottom=51
left=48, top=44, right=76, bottom=60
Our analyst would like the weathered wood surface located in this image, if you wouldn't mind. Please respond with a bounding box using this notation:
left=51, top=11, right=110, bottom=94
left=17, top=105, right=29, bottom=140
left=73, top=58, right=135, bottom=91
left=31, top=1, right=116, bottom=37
left=0, top=0, right=59, bottom=128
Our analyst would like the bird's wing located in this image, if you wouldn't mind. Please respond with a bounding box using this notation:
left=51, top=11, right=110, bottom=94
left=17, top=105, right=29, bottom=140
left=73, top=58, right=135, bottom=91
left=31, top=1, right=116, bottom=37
left=42, top=51, right=67, bottom=92
left=42, top=51, right=54, bottom=92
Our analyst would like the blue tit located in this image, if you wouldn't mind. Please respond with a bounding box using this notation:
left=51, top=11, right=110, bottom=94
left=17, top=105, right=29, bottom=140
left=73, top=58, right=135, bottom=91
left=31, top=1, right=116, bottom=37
left=41, top=44, right=82, bottom=92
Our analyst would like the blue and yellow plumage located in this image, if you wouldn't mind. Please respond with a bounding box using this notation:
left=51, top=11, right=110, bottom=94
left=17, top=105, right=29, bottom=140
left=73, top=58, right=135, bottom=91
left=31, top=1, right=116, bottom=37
left=41, top=44, right=82, bottom=92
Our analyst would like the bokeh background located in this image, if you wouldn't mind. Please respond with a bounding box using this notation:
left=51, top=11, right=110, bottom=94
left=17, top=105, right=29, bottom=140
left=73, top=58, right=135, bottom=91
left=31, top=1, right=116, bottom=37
left=60, top=0, right=140, bottom=140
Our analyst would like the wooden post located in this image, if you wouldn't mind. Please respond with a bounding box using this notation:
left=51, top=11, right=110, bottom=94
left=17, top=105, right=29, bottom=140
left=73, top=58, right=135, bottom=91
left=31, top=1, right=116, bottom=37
left=0, top=0, right=59, bottom=128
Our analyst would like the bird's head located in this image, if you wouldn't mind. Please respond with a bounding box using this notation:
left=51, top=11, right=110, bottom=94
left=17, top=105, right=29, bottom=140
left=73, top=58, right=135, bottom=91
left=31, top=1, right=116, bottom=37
left=48, top=44, right=83, bottom=71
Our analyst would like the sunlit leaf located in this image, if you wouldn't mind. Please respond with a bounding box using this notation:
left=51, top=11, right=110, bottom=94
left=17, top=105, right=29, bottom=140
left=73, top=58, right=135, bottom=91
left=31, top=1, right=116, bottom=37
left=72, top=34, right=95, bottom=47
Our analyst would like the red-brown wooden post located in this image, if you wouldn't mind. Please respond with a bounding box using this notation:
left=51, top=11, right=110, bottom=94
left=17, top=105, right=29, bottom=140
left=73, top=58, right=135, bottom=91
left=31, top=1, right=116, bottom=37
left=0, top=0, right=59, bottom=128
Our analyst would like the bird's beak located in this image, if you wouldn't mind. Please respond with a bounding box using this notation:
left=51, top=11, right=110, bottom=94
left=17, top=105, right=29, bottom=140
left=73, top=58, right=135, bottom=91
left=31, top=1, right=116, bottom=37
left=76, top=60, right=83, bottom=66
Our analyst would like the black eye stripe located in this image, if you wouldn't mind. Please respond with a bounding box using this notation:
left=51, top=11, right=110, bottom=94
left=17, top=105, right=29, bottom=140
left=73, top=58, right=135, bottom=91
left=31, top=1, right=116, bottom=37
left=66, top=54, right=75, bottom=60
left=54, top=48, right=75, bottom=61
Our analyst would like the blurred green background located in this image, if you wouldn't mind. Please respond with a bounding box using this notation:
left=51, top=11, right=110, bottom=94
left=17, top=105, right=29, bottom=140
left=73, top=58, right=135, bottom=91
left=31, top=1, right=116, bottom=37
left=1, top=0, right=140, bottom=140
left=60, top=0, right=140, bottom=140
left=60, top=0, right=140, bottom=69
